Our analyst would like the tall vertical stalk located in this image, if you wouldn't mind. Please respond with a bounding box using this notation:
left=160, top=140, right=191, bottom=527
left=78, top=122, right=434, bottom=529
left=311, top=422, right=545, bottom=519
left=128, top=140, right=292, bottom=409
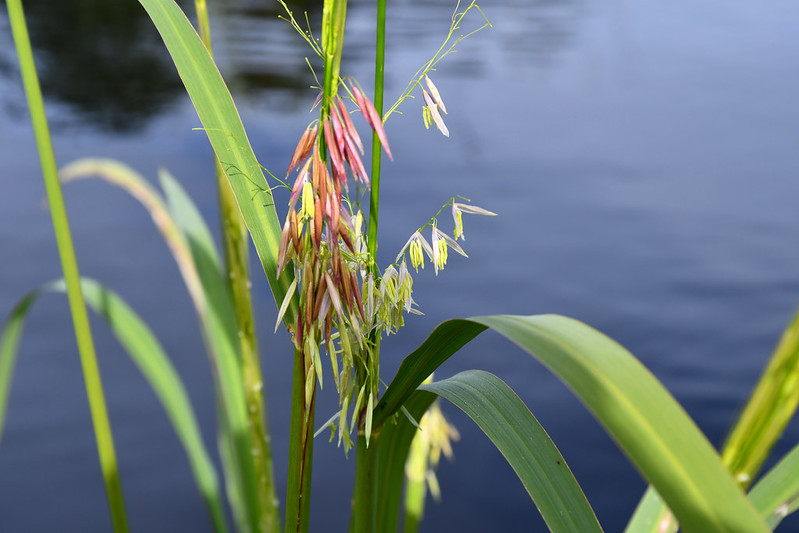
left=366, top=0, right=387, bottom=261
left=353, top=2, right=387, bottom=531
left=193, top=2, right=279, bottom=531
left=282, top=2, right=347, bottom=532
left=352, top=432, right=379, bottom=532
left=6, top=1, right=128, bottom=531
left=284, top=347, right=316, bottom=533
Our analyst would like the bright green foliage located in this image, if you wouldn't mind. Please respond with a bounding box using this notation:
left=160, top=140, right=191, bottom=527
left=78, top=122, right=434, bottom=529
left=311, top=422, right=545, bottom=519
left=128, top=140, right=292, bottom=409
left=6, top=1, right=799, bottom=533
left=379, top=315, right=769, bottom=532
left=749, top=443, right=799, bottom=528
left=421, top=370, right=602, bottom=532
left=137, top=0, right=297, bottom=329
left=0, top=279, right=228, bottom=533
left=722, top=307, right=799, bottom=484
left=6, top=1, right=128, bottom=530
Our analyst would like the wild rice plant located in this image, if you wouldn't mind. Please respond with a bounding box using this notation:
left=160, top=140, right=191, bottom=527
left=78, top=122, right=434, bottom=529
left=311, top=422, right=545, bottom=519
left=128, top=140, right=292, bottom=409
left=3, top=0, right=799, bottom=532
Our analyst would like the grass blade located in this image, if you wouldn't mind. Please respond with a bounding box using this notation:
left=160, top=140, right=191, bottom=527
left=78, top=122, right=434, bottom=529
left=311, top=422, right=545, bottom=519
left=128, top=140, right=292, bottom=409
left=55, top=279, right=230, bottom=533
left=0, top=290, right=40, bottom=447
left=374, top=391, right=437, bottom=533
left=136, top=0, right=298, bottom=328
left=748, top=443, right=799, bottom=528
left=61, top=158, right=269, bottom=532
left=420, top=370, right=603, bottom=532
left=377, top=314, right=768, bottom=532
left=159, top=170, right=267, bottom=533
left=0, top=280, right=229, bottom=533
left=7, top=2, right=128, bottom=529
left=60, top=159, right=207, bottom=312
left=627, top=306, right=799, bottom=533
left=721, top=307, right=799, bottom=484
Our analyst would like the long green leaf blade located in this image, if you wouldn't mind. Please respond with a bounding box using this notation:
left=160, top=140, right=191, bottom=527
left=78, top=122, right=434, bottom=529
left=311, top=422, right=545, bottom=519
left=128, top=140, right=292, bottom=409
left=628, top=305, right=799, bottom=533
left=0, top=280, right=229, bottom=533
left=63, top=157, right=264, bottom=532
left=159, top=170, right=264, bottom=533
left=748, top=442, right=799, bottom=528
left=377, top=314, right=768, bottom=532
left=373, top=319, right=487, bottom=429
left=421, top=370, right=603, bottom=532
left=136, top=0, right=297, bottom=327
left=7, top=1, right=129, bottom=529
left=722, top=306, right=799, bottom=483
left=0, top=291, right=39, bottom=447
left=624, top=488, right=675, bottom=533
left=63, top=279, right=230, bottom=533
left=374, top=391, right=437, bottom=533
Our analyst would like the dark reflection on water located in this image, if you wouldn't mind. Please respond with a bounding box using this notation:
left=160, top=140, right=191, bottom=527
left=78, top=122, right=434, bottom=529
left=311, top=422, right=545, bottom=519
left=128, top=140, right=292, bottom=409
left=208, top=0, right=323, bottom=100
left=1, top=0, right=583, bottom=129
left=1, top=0, right=191, bottom=132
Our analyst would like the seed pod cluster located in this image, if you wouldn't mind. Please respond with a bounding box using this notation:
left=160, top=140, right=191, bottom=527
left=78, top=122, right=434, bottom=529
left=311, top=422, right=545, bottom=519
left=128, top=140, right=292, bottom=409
left=277, top=87, right=392, bottom=448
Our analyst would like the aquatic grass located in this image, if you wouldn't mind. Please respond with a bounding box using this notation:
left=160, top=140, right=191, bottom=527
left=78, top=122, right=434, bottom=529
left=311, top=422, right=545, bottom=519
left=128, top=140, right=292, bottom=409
left=5, top=0, right=799, bottom=532
left=193, top=1, right=279, bottom=529
left=60, top=157, right=268, bottom=533
left=0, top=278, right=228, bottom=533
left=5, top=1, right=128, bottom=531
left=625, top=304, right=799, bottom=533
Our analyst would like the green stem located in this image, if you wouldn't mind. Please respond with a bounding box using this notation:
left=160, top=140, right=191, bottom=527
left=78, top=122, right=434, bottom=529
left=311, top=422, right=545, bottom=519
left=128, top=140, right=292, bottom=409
left=352, top=432, right=379, bottom=533
left=352, top=4, right=386, bottom=531
left=366, top=0, right=387, bottom=263
left=284, top=346, right=316, bottom=533
left=194, top=2, right=279, bottom=531
left=6, top=1, right=128, bottom=531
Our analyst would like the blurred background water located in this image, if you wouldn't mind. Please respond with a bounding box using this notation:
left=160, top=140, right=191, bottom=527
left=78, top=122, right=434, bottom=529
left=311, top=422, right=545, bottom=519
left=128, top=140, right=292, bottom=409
left=2, top=0, right=799, bottom=531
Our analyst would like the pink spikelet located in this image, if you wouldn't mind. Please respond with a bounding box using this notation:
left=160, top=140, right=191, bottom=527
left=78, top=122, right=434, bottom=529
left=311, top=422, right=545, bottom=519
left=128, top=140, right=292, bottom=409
left=351, top=83, right=393, bottom=160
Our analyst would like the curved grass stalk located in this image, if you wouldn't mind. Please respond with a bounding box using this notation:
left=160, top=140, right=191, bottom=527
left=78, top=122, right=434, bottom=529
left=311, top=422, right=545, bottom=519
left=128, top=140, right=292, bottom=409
left=376, top=314, right=768, bottom=533
left=6, top=2, right=128, bottom=531
left=627, top=305, right=799, bottom=533
left=0, top=280, right=229, bottom=533
left=137, top=0, right=298, bottom=329
left=420, top=370, right=603, bottom=532
left=193, top=2, right=279, bottom=529
left=60, top=158, right=270, bottom=532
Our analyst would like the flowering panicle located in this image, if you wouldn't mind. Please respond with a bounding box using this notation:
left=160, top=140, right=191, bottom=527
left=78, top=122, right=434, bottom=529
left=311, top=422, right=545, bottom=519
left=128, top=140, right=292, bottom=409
left=278, top=86, right=395, bottom=450
left=395, top=200, right=494, bottom=277
left=277, top=74, right=494, bottom=451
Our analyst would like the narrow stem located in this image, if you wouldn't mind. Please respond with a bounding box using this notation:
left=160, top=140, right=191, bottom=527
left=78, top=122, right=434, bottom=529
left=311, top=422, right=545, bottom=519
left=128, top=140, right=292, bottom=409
left=6, top=1, right=128, bottom=531
left=352, top=4, right=386, bottom=530
left=284, top=346, right=316, bottom=533
left=352, top=432, right=379, bottom=533
left=194, top=2, right=279, bottom=530
left=366, top=0, right=387, bottom=263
